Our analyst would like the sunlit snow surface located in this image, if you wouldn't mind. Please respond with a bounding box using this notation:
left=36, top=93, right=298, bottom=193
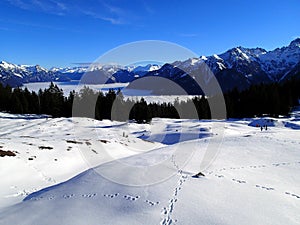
left=0, top=109, right=300, bottom=224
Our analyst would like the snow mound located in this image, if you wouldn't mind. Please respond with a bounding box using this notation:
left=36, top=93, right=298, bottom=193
left=139, top=118, right=211, bottom=145
left=283, top=121, right=300, bottom=130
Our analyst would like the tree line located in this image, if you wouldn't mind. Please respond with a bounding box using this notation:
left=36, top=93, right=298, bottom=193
left=0, top=77, right=299, bottom=122
left=224, top=78, right=300, bottom=118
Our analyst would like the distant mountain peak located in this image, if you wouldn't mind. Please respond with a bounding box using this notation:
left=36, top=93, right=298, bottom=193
left=289, top=38, right=300, bottom=48
left=0, top=60, right=16, bottom=69
left=1, top=39, right=300, bottom=90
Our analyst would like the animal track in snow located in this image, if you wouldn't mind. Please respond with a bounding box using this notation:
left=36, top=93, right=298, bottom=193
left=104, top=193, right=119, bottom=198
left=145, top=199, right=160, bottom=206
left=81, top=193, right=97, bottom=198
left=232, top=178, right=246, bottom=184
left=160, top=155, right=187, bottom=225
left=123, top=194, right=140, bottom=201
left=255, top=185, right=274, bottom=191
left=249, top=165, right=266, bottom=169
left=160, top=198, right=179, bottom=225
left=275, top=162, right=291, bottom=166
left=285, top=192, right=300, bottom=199
left=48, top=196, right=55, bottom=200
left=29, top=196, right=44, bottom=201
left=63, top=194, right=75, bottom=199
left=213, top=161, right=298, bottom=173
left=215, top=174, right=224, bottom=178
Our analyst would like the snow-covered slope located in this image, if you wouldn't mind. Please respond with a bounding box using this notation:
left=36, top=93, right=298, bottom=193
left=0, top=113, right=163, bottom=209
left=0, top=112, right=300, bottom=224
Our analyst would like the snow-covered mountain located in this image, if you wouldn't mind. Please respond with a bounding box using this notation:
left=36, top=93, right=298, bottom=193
left=72, top=64, right=161, bottom=84
left=50, top=66, right=88, bottom=74
left=0, top=61, right=161, bottom=87
left=115, top=38, right=300, bottom=93
left=0, top=61, right=70, bottom=87
left=199, top=38, right=300, bottom=80
left=131, top=64, right=161, bottom=76
left=163, top=38, right=300, bottom=92
left=1, top=39, right=299, bottom=90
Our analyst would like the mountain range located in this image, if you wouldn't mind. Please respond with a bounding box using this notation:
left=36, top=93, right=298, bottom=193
left=1, top=38, right=300, bottom=93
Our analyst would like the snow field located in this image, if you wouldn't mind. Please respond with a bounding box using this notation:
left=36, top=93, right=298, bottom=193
left=0, top=110, right=299, bottom=224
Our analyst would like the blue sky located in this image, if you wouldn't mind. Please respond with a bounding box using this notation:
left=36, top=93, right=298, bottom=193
left=0, top=0, right=299, bottom=68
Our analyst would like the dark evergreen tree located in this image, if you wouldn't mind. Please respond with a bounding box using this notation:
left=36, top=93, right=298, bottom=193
left=0, top=75, right=300, bottom=122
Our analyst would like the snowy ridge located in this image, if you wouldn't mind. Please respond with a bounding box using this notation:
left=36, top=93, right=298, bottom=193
left=50, top=66, right=89, bottom=74
left=1, top=39, right=300, bottom=89
left=0, top=60, right=162, bottom=87
left=204, top=39, right=300, bottom=77
left=0, top=61, right=69, bottom=86
left=173, top=38, right=300, bottom=87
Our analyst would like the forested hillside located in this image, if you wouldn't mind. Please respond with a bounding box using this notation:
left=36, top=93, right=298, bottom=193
left=0, top=77, right=299, bottom=122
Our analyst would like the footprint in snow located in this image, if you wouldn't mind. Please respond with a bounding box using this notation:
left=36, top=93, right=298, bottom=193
left=179, top=179, right=186, bottom=185
left=123, top=195, right=140, bottom=201
left=82, top=193, right=97, bottom=198
left=103, top=193, right=119, bottom=198
left=145, top=199, right=160, bottom=206
left=174, top=187, right=181, bottom=195
left=30, top=196, right=44, bottom=201
left=285, top=192, right=300, bottom=199
left=232, top=178, right=246, bottom=184
left=215, top=174, right=224, bottom=178
left=161, top=207, right=168, bottom=215
left=63, top=194, right=75, bottom=199
left=255, top=185, right=274, bottom=191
